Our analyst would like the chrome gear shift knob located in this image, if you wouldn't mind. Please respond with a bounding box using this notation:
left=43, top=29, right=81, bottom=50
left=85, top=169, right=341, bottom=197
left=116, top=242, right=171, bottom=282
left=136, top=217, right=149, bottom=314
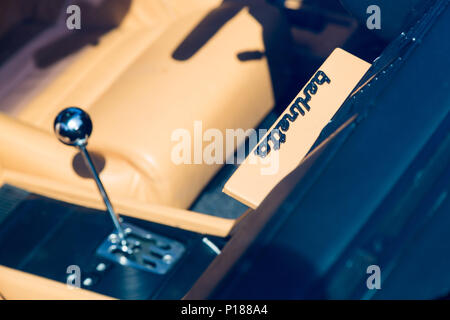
left=54, top=107, right=93, bottom=147
left=54, top=107, right=128, bottom=246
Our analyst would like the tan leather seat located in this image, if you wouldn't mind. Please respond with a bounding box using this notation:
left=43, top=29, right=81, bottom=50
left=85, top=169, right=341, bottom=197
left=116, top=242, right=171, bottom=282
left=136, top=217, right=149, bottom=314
left=0, top=0, right=287, bottom=208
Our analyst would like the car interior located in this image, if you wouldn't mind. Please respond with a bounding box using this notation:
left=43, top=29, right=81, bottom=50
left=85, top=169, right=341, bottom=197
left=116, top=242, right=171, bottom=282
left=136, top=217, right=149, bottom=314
left=0, top=0, right=447, bottom=300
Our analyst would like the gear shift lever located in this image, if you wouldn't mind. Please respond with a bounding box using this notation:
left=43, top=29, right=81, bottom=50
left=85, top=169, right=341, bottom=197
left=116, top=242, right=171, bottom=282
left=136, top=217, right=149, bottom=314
left=54, top=107, right=127, bottom=245
left=54, top=107, right=185, bottom=274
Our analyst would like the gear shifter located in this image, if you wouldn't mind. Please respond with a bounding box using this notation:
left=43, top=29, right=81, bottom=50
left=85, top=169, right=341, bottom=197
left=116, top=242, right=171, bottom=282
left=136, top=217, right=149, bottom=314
left=54, top=107, right=128, bottom=246
left=54, top=107, right=185, bottom=274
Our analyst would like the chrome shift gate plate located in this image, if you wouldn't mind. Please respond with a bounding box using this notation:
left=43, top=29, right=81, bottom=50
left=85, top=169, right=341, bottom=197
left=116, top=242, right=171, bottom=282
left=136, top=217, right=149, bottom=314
left=96, top=222, right=185, bottom=275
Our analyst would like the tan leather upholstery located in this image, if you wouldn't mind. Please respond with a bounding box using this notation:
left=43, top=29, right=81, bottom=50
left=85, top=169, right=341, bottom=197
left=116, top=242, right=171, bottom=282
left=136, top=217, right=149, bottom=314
left=0, top=266, right=112, bottom=300
left=0, top=0, right=287, bottom=299
left=0, top=0, right=284, bottom=208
